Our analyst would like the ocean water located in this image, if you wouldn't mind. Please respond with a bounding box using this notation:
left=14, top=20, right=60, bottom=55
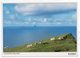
left=3, top=26, right=76, bottom=48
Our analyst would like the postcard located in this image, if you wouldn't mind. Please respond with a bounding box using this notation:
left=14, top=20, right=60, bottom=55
left=3, top=3, right=77, bottom=56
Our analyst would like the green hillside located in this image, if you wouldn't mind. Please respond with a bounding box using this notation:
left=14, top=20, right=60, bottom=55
left=4, top=33, right=77, bottom=52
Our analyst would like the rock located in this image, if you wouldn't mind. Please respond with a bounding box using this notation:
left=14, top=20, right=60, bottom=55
left=27, top=44, right=32, bottom=48
left=50, top=38, right=55, bottom=41
left=58, top=37, right=64, bottom=40
left=38, top=42, right=41, bottom=44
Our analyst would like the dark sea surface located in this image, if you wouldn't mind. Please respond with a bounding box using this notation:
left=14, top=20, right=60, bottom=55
left=3, top=26, right=76, bottom=48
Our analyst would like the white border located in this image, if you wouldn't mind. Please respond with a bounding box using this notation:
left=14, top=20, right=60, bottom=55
left=2, top=52, right=77, bottom=57
left=0, top=0, right=79, bottom=57
left=2, top=0, right=77, bottom=3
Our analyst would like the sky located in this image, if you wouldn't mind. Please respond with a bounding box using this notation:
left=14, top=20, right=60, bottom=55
left=3, top=3, right=77, bottom=26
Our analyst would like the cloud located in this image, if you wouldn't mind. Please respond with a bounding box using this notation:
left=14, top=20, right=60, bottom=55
left=4, top=11, right=76, bottom=26
left=3, top=3, right=76, bottom=26
left=5, top=10, right=10, bottom=14
left=9, top=15, right=16, bottom=20
left=15, top=3, right=76, bottom=16
left=4, top=7, right=10, bottom=14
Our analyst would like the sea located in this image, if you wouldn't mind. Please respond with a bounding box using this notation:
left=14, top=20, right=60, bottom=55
left=3, top=26, right=76, bottom=48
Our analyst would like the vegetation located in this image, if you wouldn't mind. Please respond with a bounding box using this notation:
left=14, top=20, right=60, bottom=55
left=4, top=33, right=77, bottom=52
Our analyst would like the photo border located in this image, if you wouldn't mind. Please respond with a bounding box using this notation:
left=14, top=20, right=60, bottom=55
left=2, top=2, right=78, bottom=57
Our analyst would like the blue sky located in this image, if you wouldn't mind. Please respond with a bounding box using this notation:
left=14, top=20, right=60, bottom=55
left=3, top=3, right=77, bottom=26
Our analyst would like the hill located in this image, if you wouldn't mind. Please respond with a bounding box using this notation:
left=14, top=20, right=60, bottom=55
left=4, top=33, right=77, bottom=52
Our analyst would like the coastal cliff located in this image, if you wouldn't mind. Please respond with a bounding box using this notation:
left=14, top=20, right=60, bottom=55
left=4, top=33, right=77, bottom=52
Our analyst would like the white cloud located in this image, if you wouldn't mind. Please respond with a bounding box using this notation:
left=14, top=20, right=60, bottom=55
left=9, top=15, right=16, bottom=20
left=71, top=13, right=76, bottom=20
left=55, top=22, right=62, bottom=25
left=4, top=7, right=10, bottom=14
left=4, top=3, right=76, bottom=26
left=15, top=3, right=76, bottom=15
left=43, top=18, right=48, bottom=23
left=6, top=10, right=10, bottom=14
left=4, top=20, right=12, bottom=24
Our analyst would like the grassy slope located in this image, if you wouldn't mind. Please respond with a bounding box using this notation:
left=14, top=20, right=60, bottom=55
left=4, top=33, right=77, bottom=52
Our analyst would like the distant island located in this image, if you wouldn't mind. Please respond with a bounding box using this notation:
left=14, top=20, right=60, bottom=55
left=4, top=33, right=76, bottom=52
